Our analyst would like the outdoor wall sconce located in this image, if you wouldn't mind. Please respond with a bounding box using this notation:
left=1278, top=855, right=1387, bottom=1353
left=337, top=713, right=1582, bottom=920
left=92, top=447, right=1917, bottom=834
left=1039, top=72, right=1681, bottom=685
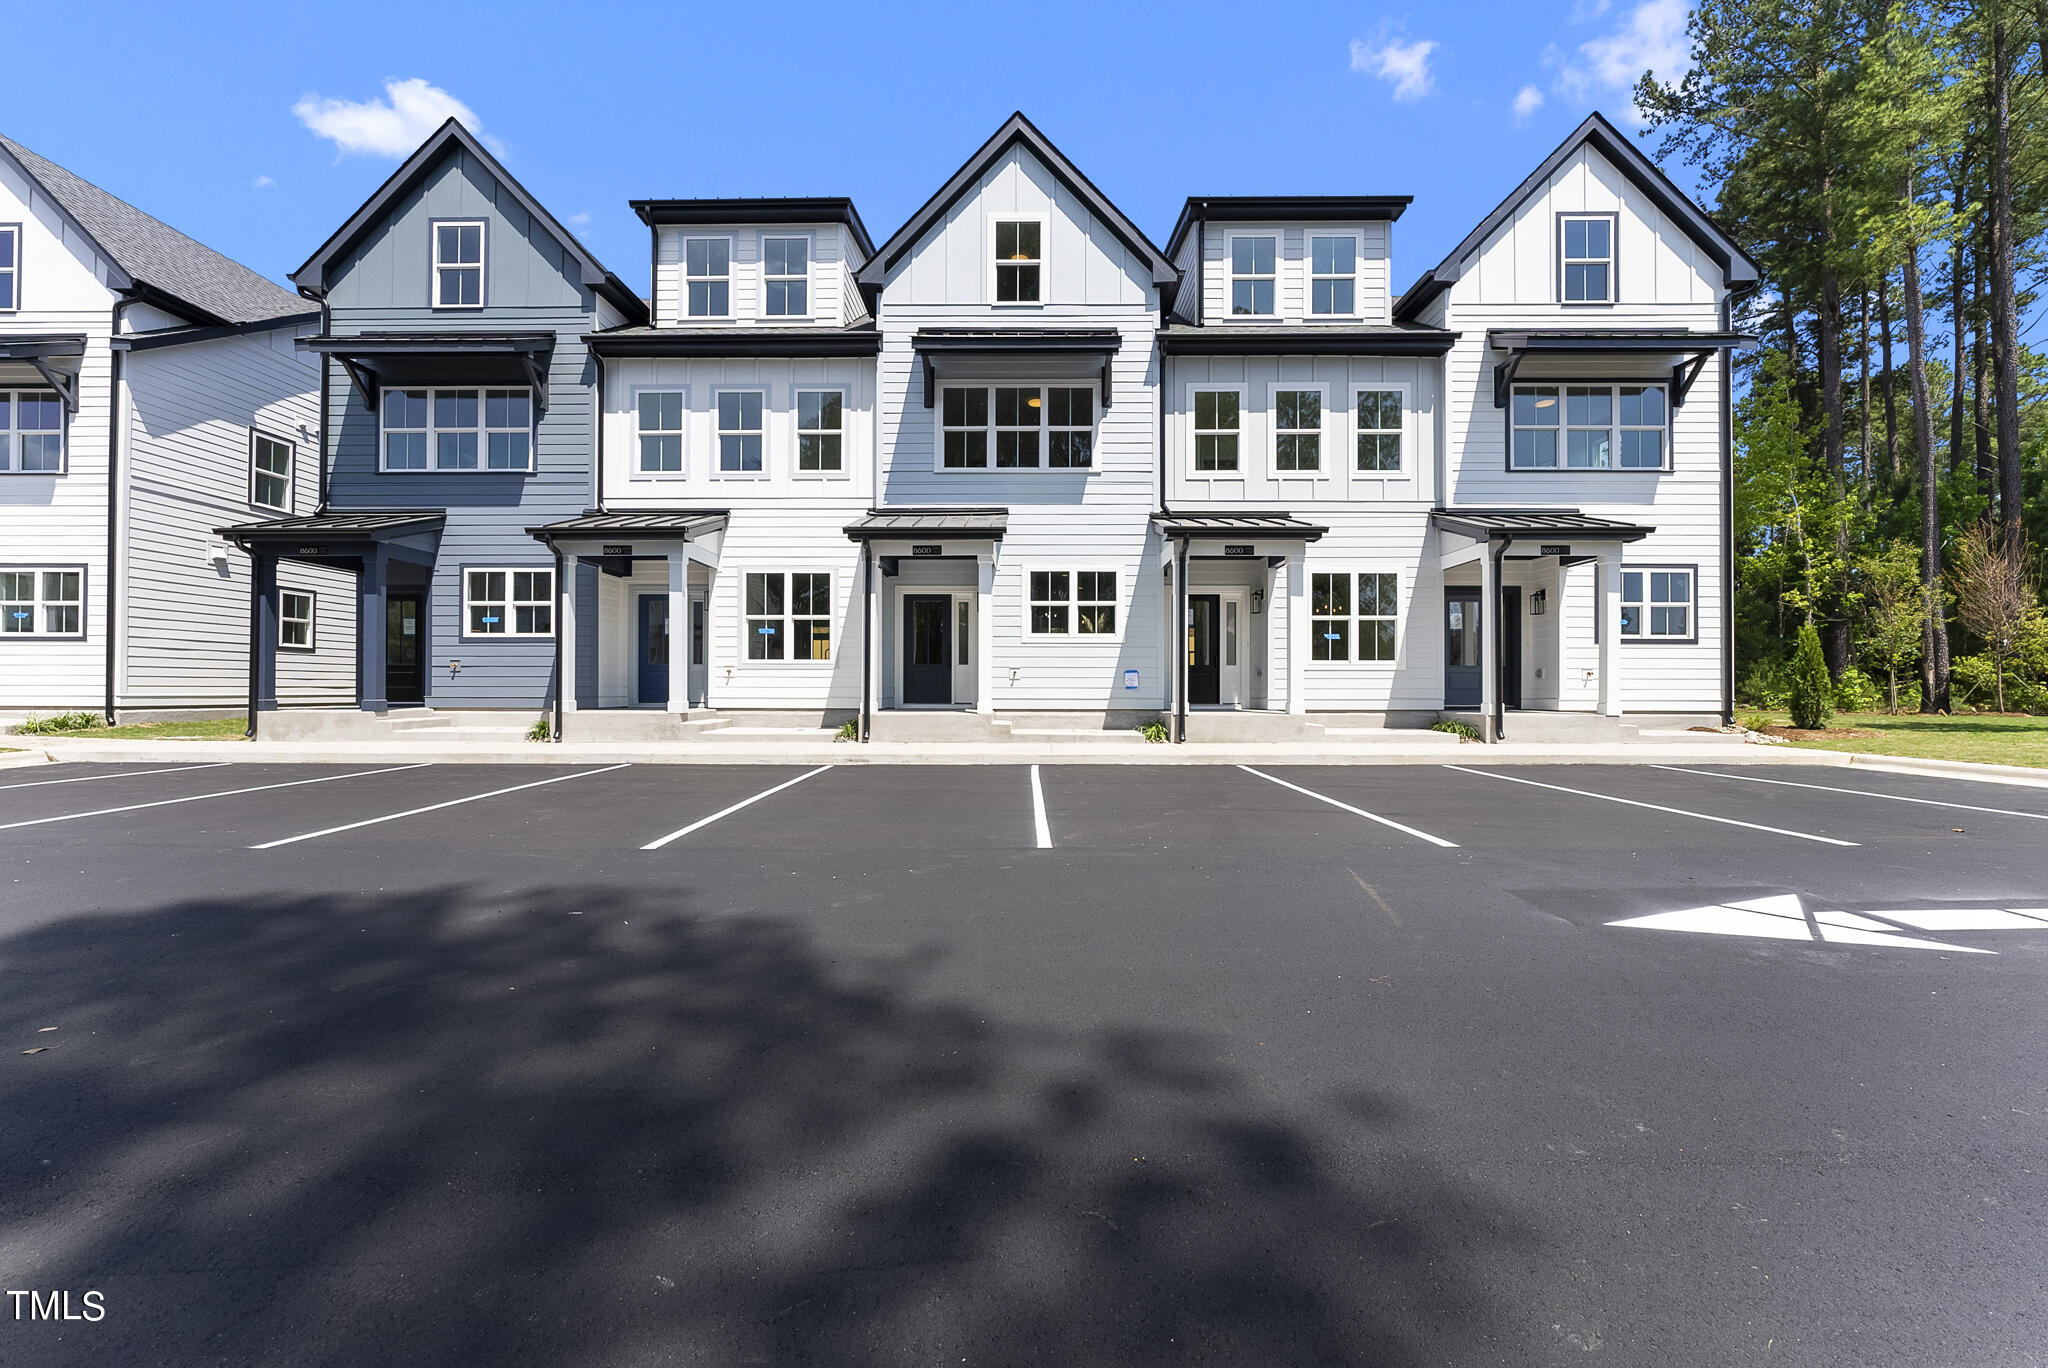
left=1251, top=589, right=1265, bottom=614
left=1530, top=590, right=1547, bottom=615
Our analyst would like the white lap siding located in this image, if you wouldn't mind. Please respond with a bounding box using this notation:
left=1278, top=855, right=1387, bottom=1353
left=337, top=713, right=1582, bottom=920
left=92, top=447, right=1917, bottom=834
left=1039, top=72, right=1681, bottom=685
left=1298, top=512, right=1440, bottom=713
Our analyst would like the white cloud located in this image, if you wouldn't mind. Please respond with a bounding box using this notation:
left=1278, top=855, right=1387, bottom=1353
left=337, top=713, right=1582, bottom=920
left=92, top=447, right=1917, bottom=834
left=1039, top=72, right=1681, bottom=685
left=1513, top=85, right=1546, bottom=120
left=251, top=175, right=274, bottom=190
left=1349, top=33, right=1439, bottom=101
left=1548, top=0, right=1691, bottom=122
left=1569, top=0, right=1612, bottom=22
left=566, top=212, right=592, bottom=227
left=292, top=78, right=493, bottom=158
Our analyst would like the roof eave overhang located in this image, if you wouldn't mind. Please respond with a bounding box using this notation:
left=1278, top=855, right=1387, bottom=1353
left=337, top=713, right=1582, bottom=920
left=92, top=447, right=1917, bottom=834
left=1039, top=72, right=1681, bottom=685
left=585, top=329, right=882, bottom=358
left=1165, top=195, right=1414, bottom=258
left=1159, top=329, right=1457, bottom=357
left=630, top=199, right=875, bottom=258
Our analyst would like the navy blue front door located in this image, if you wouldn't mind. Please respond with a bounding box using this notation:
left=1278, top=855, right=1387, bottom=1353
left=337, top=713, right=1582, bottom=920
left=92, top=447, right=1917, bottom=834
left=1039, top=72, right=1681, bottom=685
left=638, top=595, right=670, bottom=705
left=1444, top=590, right=1481, bottom=708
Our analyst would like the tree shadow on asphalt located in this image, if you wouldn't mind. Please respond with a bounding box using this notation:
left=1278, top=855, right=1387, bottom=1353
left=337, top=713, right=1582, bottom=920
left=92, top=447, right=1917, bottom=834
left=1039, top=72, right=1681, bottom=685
left=0, top=885, right=1533, bottom=1366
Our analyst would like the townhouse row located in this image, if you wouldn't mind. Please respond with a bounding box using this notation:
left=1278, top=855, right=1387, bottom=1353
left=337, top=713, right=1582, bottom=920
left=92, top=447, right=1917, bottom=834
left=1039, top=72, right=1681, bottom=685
left=0, top=112, right=1755, bottom=742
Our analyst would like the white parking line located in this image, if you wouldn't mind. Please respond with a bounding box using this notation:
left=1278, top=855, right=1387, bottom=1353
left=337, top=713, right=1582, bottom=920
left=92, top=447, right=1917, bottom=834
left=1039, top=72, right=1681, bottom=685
left=642, top=766, right=831, bottom=850
left=1030, top=765, right=1053, bottom=849
left=1446, top=766, right=1859, bottom=846
left=1655, top=765, right=2048, bottom=822
left=0, top=762, right=231, bottom=792
left=1238, top=766, right=1459, bottom=848
left=252, top=764, right=631, bottom=849
left=0, top=764, right=433, bottom=834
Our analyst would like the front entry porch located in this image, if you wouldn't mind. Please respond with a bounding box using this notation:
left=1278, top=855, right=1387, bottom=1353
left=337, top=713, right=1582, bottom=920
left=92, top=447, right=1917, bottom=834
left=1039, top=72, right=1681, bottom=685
left=845, top=508, right=1005, bottom=741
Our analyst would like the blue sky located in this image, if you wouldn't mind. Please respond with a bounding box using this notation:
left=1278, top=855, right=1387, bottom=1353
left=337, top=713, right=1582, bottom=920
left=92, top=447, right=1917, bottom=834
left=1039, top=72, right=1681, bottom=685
left=7, top=0, right=1694, bottom=298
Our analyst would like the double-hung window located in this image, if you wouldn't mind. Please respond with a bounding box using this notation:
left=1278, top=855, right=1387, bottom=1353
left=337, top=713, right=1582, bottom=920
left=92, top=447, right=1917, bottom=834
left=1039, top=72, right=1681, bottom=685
left=465, top=568, right=553, bottom=637
left=381, top=388, right=532, bottom=471
left=0, top=225, right=17, bottom=311
left=1311, top=572, right=1397, bottom=662
left=1, top=568, right=82, bottom=636
left=637, top=391, right=684, bottom=474
left=434, top=221, right=484, bottom=308
left=763, top=237, right=808, bottom=316
left=1230, top=236, right=1275, bottom=315
left=279, top=590, right=315, bottom=650
left=250, top=430, right=293, bottom=511
left=994, top=220, right=1041, bottom=303
left=942, top=385, right=1093, bottom=470
left=745, top=571, right=831, bottom=661
left=1621, top=567, right=1693, bottom=640
left=1028, top=570, right=1116, bottom=636
left=716, top=391, right=764, bottom=473
left=995, top=387, right=1039, bottom=468
left=0, top=390, right=64, bottom=473
left=1311, top=235, right=1356, bottom=315
left=1274, top=389, right=1321, bottom=472
left=1560, top=214, right=1615, bottom=303
left=1355, top=389, right=1402, bottom=472
left=1511, top=384, right=1667, bottom=470
left=1193, top=389, right=1240, bottom=472
left=796, top=389, right=843, bottom=472
left=942, top=387, right=988, bottom=468
left=1047, top=387, right=1093, bottom=467
left=686, top=237, right=730, bottom=317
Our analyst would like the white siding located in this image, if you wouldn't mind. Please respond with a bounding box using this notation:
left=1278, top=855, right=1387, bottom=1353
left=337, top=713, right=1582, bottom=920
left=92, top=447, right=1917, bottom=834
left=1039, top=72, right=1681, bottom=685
left=1200, top=221, right=1391, bottom=325
left=654, top=223, right=863, bottom=328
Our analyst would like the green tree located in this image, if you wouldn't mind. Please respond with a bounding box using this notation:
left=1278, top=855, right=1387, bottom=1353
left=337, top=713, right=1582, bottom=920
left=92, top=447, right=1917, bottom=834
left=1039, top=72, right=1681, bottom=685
left=1857, top=541, right=1928, bottom=710
left=1790, top=621, right=1836, bottom=727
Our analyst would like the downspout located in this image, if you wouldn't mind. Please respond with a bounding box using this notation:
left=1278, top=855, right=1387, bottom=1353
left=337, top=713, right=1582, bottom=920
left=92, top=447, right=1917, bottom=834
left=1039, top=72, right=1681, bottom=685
left=240, top=537, right=259, bottom=739
left=1174, top=536, right=1190, bottom=742
left=309, top=289, right=331, bottom=510
left=551, top=541, right=565, bottom=741
left=860, top=540, right=874, bottom=742
left=104, top=294, right=137, bottom=723
left=1719, top=295, right=1736, bottom=726
left=593, top=351, right=606, bottom=511
left=1491, top=539, right=1509, bottom=742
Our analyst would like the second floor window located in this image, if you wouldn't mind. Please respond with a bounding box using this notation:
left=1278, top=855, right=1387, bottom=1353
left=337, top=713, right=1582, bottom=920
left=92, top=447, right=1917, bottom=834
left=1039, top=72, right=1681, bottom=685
left=1230, top=236, right=1276, bottom=315
left=0, top=390, right=64, bottom=473
left=795, top=390, right=843, bottom=472
left=1511, top=384, right=1667, bottom=470
left=1193, top=390, right=1240, bottom=472
left=717, top=391, right=763, bottom=473
left=1274, top=389, right=1321, bottom=472
left=434, top=221, right=484, bottom=308
left=995, top=220, right=1041, bottom=302
left=1311, top=236, right=1356, bottom=315
left=381, top=388, right=532, bottom=472
left=1560, top=214, right=1614, bottom=303
left=942, top=387, right=989, bottom=468
left=944, top=385, right=1094, bottom=471
left=686, top=238, right=730, bottom=317
left=251, top=431, right=293, bottom=511
left=1355, top=390, right=1401, bottom=471
left=763, top=237, right=808, bottom=316
left=0, top=225, right=17, bottom=311
left=637, top=391, right=684, bottom=473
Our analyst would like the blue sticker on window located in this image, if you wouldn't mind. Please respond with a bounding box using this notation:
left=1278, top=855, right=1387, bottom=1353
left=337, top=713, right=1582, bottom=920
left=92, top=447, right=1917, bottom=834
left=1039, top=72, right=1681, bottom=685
left=757, top=626, right=775, bottom=634
left=11, top=611, right=27, bottom=620
left=1323, top=632, right=1342, bottom=640
left=481, top=615, right=499, bottom=624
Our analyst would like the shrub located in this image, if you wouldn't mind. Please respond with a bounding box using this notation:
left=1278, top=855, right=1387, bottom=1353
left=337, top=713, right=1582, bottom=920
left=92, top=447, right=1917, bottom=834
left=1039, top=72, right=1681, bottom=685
left=834, top=719, right=857, bottom=741
left=1430, top=716, right=1481, bottom=741
left=1830, top=666, right=1883, bottom=714
left=525, top=716, right=552, bottom=742
left=1787, top=622, right=1832, bottom=730
left=14, top=711, right=106, bottom=735
left=1737, top=657, right=1794, bottom=709
left=1138, top=718, right=1170, bottom=744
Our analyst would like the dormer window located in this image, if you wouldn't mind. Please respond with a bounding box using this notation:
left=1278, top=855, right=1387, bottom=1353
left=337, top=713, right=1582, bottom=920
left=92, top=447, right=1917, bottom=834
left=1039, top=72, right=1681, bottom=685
left=1229, top=236, right=1275, bottom=315
left=763, top=237, right=809, bottom=316
left=0, top=226, right=17, bottom=311
left=433, top=221, right=484, bottom=308
left=1560, top=214, right=1615, bottom=303
left=686, top=238, right=731, bottom=317
left=994, top=220, right=1041, bottom=303
left=1311, top=236, right=1356, bottom=315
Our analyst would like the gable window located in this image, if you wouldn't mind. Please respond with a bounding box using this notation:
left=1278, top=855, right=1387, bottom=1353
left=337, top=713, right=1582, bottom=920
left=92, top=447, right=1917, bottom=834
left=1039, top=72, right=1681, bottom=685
left=433, top=221, right=484, bottom=308
left=1311, top=572, right=1398, bottom=662
left=1274, top=389, right=1321, bottom=472
left=1355, top=390, right=1402, bottom=472
left=0, top=390, right=65, bottom=473
left=763, top=237, right=809, bottom=316
left=637, top=391, right=684, bottom=474
left=746, top=571, right=831, bottom=661
left=1511, top=384, right=1667, bottom=470
left=716, top=390, right=764, bottom=473
left=1028, top=570, right=1117, bottom=636
left=1192, top=390, right=1240, bottom=473
left=1311, top=236, right=1356, bottom=315
left=250, top=430, right=293, bottom=511
left=1622, top=567, right=1694, bottom=640
left=1230, top=236, right=1276, bottom=315
left=381, top=388, right=532, bottom=472
left=1560, top=214, right=1615, bottom=303
left=1, top=568, right=82, bottom=637
left=942, top=385, right=1093, bottom=471
left=994, top=220, right=1041, bottom=303
left=279, top=590, right=315, bottom=650
left=686, top=237, right=731, bottom=317
left=465, top=568, right=553, bottom=637
left=796, top=389, right=844, bottom=472
left=942, top=387, right=989, bottom=468
left=0, top=225, right=16, bottom=311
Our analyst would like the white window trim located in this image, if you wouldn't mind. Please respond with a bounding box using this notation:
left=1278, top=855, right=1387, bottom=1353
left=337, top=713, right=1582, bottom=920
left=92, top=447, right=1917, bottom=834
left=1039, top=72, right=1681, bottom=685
left=1558, top=212, right=1618, bottom=306
left=1309, top=231, right=1364, bottom=319
left=278, top=589, right=316, bottom=652
left=792, top=386, right=851, bottom=480
left=932, top=382, right=1099, bottom=475
left=683, top=235, right=735, bottom=321
left=431, top=218, right=486, bottom=311
left=249, top=427, right=295, bottom=512
left=0, top=387, right=68, bottom=475
left=759, top=233, right=813, bottom=321
left=628, top=384, right=689, bottom=481
left=378, top=387, right=535, bottom=473
left=1021, top=565, right=1124, bottom=644
left=1185, top=382, right=1246, bottom=480
left=1620, top=563, right=1698, bottom=643
left=1306, top=567, right=1403, bottom=667
left=0, top=224, right=18, bottom=313
left=462, top=567, right=555, bottom=640
left=1509, top=382, right=1670, bottom=472
left=1267, top=381, right=1333, bottom=481
left=0, top=565, right=86, bottom=640
left=1347, top=380, right=1411, bottom=479
left=740, top=567, right=837, bottom=666
left=1225, top=232, right=1279, bottom=318
left=711, top=386, right=769, bottom=480
left=987, top=213, right=1048, bottom=308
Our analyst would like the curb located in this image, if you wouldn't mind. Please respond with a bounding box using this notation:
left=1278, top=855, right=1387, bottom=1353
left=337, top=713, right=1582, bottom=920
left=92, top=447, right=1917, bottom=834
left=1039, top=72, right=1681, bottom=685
left=1797, top=749, right=2048, bottom=791
left=0, top=750, right=51, bottom=771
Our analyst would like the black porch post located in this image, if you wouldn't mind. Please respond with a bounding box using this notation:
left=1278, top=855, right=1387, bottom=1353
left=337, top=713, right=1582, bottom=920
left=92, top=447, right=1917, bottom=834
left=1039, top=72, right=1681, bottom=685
left=860, top=541, right=874, bottom=743
left=252, top=552, right=280, bottom=716
left=359, top=546, right=389, bottom=712
left=1174, top=537, right=1189, bottom=743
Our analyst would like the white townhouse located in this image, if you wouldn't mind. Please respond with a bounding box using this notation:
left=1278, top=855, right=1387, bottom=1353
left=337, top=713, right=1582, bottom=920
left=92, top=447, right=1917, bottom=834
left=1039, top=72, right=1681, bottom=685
left=0, top=134, right=340, bottom=719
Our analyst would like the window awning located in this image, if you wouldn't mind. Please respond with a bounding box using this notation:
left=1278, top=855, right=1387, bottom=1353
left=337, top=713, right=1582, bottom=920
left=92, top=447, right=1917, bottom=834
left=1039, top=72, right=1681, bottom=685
left=214, top=510, right=447, bottom=562
left=1486, top=329, right=1755, bottom=408
left=1158, top=324, right=1457, bottom=357
left=300, top=332, right=556, bottom=414
left=912, top=329, right=1122, bottom=408
left=1151, top=511, right=1329, bottom=542
left=526, top=511, right=729, bottom=543
left=844, top=507, right=1008, bottom=541
left=0, top=335, right=88, bottom=412
left=1431, top=508, right=1651, bottom=544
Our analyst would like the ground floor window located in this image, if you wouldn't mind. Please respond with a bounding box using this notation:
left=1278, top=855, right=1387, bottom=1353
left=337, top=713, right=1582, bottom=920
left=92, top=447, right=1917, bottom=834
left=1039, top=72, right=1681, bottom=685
left=279, top=590, right=315, bottom=650
left=1, top=567, right=83, bottom=636
left=746, top=572, right=831, bottom=661
left=1028, top=570, right=1116, bottom=636
left=1622, top=566, right=1694, bottom=640
left=464, top=568, right=553, bottom=637
left=1311, top=572, right=1398, bottom=662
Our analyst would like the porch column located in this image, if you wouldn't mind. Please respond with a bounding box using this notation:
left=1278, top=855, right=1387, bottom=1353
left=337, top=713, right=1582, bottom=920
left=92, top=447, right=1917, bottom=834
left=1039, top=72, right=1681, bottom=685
left=1478, top=542, right=1501, bottom=741
left=358, top=546, right=388, bottom=713
left=1285, top=553, right=1306, bottom=716
left=700, top=566, right=717, bottom=710
left=559, top=553, right=579, bottom=715
left=860, top=541, right=874, bottom=742
left=667, top=550, right=688, bottom=714
left=251, top=551, right=279, bottom=713
left=1597, top=546, right=1625, bottom=717
left=975, top=551, right=995, bottom=715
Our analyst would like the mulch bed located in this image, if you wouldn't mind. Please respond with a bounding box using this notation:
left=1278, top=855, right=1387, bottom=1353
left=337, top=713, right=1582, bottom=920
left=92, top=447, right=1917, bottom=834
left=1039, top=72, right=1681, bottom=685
left=1756, top=724, right=1884, bottom=740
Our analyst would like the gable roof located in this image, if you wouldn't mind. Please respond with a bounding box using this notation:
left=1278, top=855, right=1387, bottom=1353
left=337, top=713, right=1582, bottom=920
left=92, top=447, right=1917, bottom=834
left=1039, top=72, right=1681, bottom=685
left=0, top=134, right=313, bottom=328
left=855, top=112, right=1178, bottom=289
left=1392, top=111, right=1759, bottom=322
left=291, top=119, right=647, bottom=323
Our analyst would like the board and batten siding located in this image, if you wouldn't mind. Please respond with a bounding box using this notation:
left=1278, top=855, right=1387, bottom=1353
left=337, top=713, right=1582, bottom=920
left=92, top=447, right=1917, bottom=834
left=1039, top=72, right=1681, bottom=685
left=653, top=224, right=864, bottom=328
left=1199, top=222, right=1392, bottom=325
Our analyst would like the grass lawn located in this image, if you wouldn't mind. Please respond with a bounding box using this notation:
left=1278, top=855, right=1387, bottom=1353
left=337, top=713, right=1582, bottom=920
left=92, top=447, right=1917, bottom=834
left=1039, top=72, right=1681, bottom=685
left=8, top=717, right=248, bottom=741
left=1749, top=710, right=2048, bottom=768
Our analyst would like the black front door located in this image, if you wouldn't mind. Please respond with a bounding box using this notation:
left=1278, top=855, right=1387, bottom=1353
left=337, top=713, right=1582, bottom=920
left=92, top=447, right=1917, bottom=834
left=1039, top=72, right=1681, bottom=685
left=1188, top=594, right=1220, bottom=706
left=1444, top=590, right=1481, bottom=708
left=902, top=595, right=950, bottom=705
left=637, top=595, right=670, bottom=705
left=386, top=592, right=425, bottom=704
left=1500, top=586, right=1523, bottom=710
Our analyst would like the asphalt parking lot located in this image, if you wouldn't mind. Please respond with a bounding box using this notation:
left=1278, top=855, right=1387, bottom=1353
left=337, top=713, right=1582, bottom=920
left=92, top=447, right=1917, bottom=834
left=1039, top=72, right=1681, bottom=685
left=3, top=760, right=2046, bottom=1366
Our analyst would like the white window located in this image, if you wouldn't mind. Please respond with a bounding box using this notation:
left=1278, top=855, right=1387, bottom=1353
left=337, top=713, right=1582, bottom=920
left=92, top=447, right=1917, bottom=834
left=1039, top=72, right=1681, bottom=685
left=716, top=390, right=764, bottom=473
left=0, top=225, right=17, bottom=312
left=942, top=387, right=988, bottom=468
left=994, top=219, right=1041, bottom=303
left=1274, top=389, right=1321, bottom=472
left=0, top=390, right=65, bottom=473
left=745, top=571, right=831, bottom=661
left=1192, top=389, right=1240, bottom=473
left=686, top=237, right=731, bottom=317
left=1027, top=570, right=1117, bottom=636
left=464, top=568, right=553, bottom=637
left=1354, top=389, right=1402, bottom=472
left=1, top=567, right=82, bottom=637
left=1512, top=384, right=1667, bottom=470
left=1622, top=567, right=1694, bottom=640
left=636, top=390, right=684, bottom=474
left=1229, top=236, right=1276, bottom=315
left=1311, top=235, right=1356, bottom=315
left=433, top=220, right=484, bottom=308
left=795, top=389, right=844, bottom=473
left=1560, top=214, right=1615, bottom=303
left=279, top=589, right=315, bottom=650
left=941, top=385, right=1092, bottom=471
left=251, top=430, right=293, bottom=511
left=1311, top=572, right=1398, bottom=662
left=380, top=388, right=532, bottom=472
left=762, top=237, right=809, bottom=317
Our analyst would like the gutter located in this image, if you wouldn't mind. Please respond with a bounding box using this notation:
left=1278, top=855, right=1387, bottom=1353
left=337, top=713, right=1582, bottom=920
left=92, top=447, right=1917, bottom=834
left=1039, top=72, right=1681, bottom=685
left=104, top=294, right=137, bottom=724
left=552, top=543, right=566, bottom=741
left=1492, top=539, right=1510, bottom=742
left=860, top=541, right=874, bottom=742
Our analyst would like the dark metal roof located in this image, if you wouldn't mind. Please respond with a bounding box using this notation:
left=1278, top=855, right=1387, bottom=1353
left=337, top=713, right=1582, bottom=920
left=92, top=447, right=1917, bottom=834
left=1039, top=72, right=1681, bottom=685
left=1165, top=196, right=1413, bottom=259
left=1486, top=329, right=1756, bottom=352
left=0, top=134, right=310, bottom=327
left=844, top=508, right=1009, bottom=539
left=629, top=198, right=874, bottom=258
left=585, top=325, right=880, bottom=358
left=911, top=328, right=1122, bottom=355
left=1393, top=112, right=1760, bottom=322
left=215, top=510, right=447, bottom=540
left=0, top=335, right=88, bottom=358
left=301, top=331, right=556, bottom=355
left=527, top=511, right=729, bottom=539
left=1151, top=512, right=1329, bottom=541
left=1430, top=508, right=1652, bottom=542
left=1159, top=323, right=1456, bottom=357
left=857, top=113, right=1178, bottom=287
